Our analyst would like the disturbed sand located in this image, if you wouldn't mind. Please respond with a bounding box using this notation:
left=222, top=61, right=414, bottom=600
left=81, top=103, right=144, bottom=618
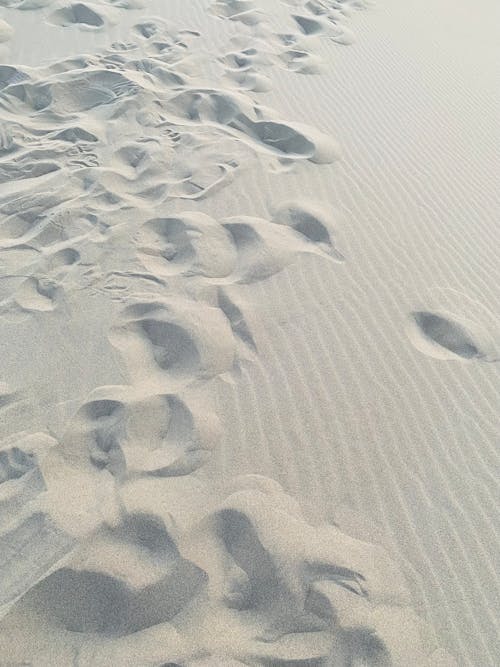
left=0, top=1, right=498, bottom=665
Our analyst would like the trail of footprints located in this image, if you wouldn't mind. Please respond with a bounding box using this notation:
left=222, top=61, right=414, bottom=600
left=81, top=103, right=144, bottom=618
left=1, top=0, right=142, bottom=32
left=213, top=0, right=369, bottom=88
left=0, top=7, right=461, bottom=666
left=136, top=204, right=344, bottom=284
left=0, top=18, right=340, bottom=254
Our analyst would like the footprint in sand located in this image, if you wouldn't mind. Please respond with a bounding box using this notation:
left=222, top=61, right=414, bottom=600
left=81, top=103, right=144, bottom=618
left=279, top=46, right=324, bottom=74
left=62, top=397, right=128, bottom=478
left=51, top=126, right=99, bottom=143
left=13, top=276, right=60, bottom=312
left=44, top=247, right=80, bottom=274
left=12, top=511, right=205, bottom=635
left=408, top=310, right=498, bottom=362
left=60, top=387, right=220, bottom=479
left=4, top=70, right=138, bottom=115
left=136, top=207, right=341, bottom=286
left=211, top=0, right=263, bottom=26
left=292, top=1, right=357, bottom=44
left=136, top=212, right=236, bottom=280
left=183, top=475, right=440, bottom=665
left=122, top=393, right=220, bottom=478
left=109, top=298, right=236, bottom=385
left=293, top=13, right=326, bottom=35
left=219, top=48, right=272, bottom=92
left=0, top=431, right=74, bottom=610
left=164, top=88, right=338, bottom=164
left=0, top=235, right=81, bottom=316
left=0, top=158, right=60, bottom=184
left=272, top=200, right=345, bottom=261
left=0, top=443, right=36, bottom=483
left=48, top=3, right=105, bottom=28
left=222, top=211, right=341, bottom=284
left=0, top=65, right=29, bottom=91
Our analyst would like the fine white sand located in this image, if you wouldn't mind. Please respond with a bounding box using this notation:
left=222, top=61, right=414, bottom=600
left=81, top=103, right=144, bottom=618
left=0, top=1, right=498, bottom=665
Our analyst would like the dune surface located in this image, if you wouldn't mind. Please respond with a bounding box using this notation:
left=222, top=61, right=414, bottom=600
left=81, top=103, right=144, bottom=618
left=0, top=0, right=498, bottom=665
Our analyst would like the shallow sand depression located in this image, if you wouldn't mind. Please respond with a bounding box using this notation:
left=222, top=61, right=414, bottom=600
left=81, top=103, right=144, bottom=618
left=0, top=1, right=498, bottom=665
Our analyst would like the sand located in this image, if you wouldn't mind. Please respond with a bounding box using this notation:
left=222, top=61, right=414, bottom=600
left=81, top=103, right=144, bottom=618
left=0, top=0, right=498, bottom=665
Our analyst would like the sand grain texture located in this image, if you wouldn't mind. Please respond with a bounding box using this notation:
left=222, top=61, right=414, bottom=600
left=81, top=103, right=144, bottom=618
left=0, top=0, right=498, bottom=665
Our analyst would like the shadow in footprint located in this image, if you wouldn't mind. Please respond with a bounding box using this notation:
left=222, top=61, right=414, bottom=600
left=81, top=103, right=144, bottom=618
left=48, top=3, right=105, bottom=28
left=73, top=398, right=127, bottom=477
left=273, top=202, right=345, bottom=261
left=21, top=513, right=206, bottom=636
left=218, top=288, right=256, bottom=351
left=293, top=14, right=325, bottom=35
left=331, top=626, right=392, bottom=666
left=216, top=508, right=287, bottom=614
left=140, top=319, right=201, bottom=374
left=412, top=311, right=482, bottom=360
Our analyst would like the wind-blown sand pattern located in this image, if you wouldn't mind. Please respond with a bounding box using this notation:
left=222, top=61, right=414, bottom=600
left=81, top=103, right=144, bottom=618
left=0, top=0, right=498, bottom=665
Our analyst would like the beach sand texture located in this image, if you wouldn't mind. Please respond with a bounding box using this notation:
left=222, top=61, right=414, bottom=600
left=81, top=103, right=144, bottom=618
left=0, top=0, right=498, bottom=665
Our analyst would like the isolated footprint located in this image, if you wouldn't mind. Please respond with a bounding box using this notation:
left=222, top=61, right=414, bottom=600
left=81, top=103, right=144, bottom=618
left=136, top=318, right=198, bottom=374
left=223, top=67, right=272, bottom=94
left=220, top=48, right=260, bottom=72
left=408, top=311, right=496, bottom=362
left=134, top=21, right=162, bottom=39
left=328, top=22, right=356, bottom=45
